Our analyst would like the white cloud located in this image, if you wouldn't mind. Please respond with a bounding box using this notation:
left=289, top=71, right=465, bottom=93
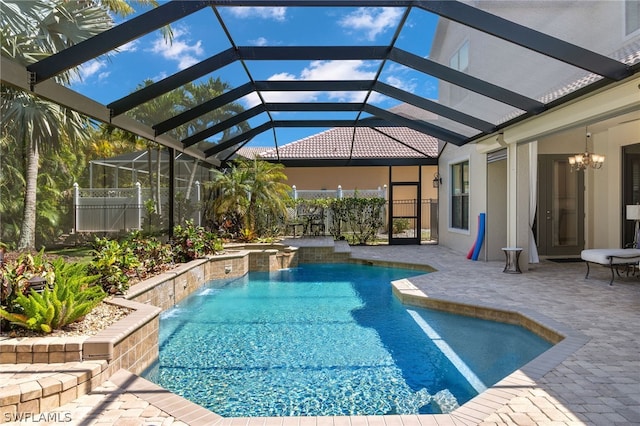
left=149, top=26, right=204, bottom=70
left=250, top=37, right=269, bottom=46
left=151, top=71, right=169, bottom=82
left=97, top=71, right=111, bottom=82
left=303, top=60, right=375, bottom=102
left=339, top=7, right=403, bottom=41
left=72, top=59, right=107, bottom=84
left=242, top=60, right=377, bottom=108
left=117, top=39, right=138, bottom=53
left=227, top=7, right=286, bottom=21
left=301, top=60, right=376, bottom=81
left=385, top=75, right=417, bottom=93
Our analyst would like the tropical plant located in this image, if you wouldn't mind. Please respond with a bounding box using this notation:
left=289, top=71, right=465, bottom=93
left=126, top=231, right=173, bottom=277
left=143, top=199, right=164, bottom=234
left=0, top=258, right=105, bottom=333
left=238, top=227, right=258, bottom=243
left=325, top=198, right=348, bottom=240
left=392, top=218, right=411, bottom=234
left=0, top=250, right=55, bottom=309
left=89, top=237, right=141, bottom=295
left=0, top=0, right=166, bottom=249
left=171, top=220, right=223, bottom=262
left=342, top=197, right=386, bottom=245
left=320, top=196, right=386, bottom=245
left=207, top=163, right=251, bottom=237
left=207, top=158, right=292, bottom=237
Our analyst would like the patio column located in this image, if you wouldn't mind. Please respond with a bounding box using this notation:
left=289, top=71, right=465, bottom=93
left=506, top=140, right=518, bottom=248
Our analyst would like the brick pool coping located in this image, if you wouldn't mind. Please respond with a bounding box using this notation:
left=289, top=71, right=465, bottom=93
left=0, top=241, right=588, bottom=424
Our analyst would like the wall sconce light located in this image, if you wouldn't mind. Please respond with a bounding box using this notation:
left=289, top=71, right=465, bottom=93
left=433, top=172, right=442, bottom=188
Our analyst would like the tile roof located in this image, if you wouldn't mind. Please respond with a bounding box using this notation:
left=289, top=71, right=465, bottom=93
left=246, top=126, right=441, bottom=160
left=236, top=103, right=442, bottom=160
left=234, top=147, right=265, bottom=160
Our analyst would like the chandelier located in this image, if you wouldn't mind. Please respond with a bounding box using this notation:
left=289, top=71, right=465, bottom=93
left=568, top=130, right=604, bottom=171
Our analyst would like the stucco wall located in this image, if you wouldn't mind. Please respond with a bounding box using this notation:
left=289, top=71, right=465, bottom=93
left=284, top=165, right=438, bottom=201
left=437, top=144, right=481, bottom=255
left=486, top=159, right=507, bottom=260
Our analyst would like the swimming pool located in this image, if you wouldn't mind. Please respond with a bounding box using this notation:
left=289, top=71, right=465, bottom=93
left=143, top=263, right=552, bottom=417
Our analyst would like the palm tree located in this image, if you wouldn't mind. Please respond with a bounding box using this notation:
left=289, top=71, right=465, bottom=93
left=1, top=0, right=113, bottom=249
left=0, top=0, right=160, bottom=249
left=244, top=158, right=291, bottom=234
left=1, top=90, right=90, bottom=248
left=207, top=164, right=251, bottom=235
left=128, top=77, right=250, bottom=219
left=207, top=158, right=291, bottom=237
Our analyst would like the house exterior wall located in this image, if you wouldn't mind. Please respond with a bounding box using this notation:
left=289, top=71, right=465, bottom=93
left=433, top=1, right=640, bottom=266
left=437, top=143, right=479, bottom=255
left=283, top=165, right=438, bottom=201
left=471, top=75, right=640, bottom=268
left=430, top=2, right=636, bottom=124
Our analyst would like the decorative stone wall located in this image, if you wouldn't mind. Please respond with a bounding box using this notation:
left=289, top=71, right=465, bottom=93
left=83, top=298, right=161, bottom=377
left=124, top=252, right=251, bottom=309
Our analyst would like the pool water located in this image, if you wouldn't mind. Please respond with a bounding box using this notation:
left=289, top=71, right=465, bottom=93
left=143, top=263, right=552, bottom=417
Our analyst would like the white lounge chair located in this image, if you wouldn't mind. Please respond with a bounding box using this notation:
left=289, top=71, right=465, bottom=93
left=580, top=249, right=640, bottom=285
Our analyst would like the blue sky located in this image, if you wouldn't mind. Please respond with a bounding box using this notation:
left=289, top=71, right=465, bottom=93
left=71, top=5, right=440, bottom=147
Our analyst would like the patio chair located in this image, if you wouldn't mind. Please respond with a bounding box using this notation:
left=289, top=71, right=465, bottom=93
left=307, top=207, right=325, bottom=236
left=285, top=207, right=304, bottom=238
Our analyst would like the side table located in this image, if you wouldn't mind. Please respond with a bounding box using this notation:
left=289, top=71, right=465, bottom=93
left=501, top=247, right=523, bottom=273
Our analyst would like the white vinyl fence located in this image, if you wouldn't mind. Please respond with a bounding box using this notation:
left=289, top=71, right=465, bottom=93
left=73, top=182, right=201, bottom=233
left=291, top=185, right=387, bottom=200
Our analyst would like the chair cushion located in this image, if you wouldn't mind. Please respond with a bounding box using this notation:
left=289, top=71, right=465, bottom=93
left=581, top=249, right=640, bottom=265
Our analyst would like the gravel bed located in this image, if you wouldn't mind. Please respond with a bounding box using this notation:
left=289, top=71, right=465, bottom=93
left=0, top=299, right=131, bottom=338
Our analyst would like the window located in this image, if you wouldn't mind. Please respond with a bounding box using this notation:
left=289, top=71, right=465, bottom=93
left=449, top=40, right=469, bottom=104
left=449, top=40, right=469, bottom=72
left=626, top=0, right=640, bottom=35
left=451, top=160, right=469, bottom=230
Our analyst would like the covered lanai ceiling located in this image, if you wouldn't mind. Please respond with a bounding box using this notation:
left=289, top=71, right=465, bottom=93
left=2, top=1, right=639, bottom=167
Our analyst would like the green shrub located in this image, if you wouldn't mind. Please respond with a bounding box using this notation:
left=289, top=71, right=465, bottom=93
left=0, top=259, right=105, bottom=333
left=343, top=197, right=386, bottom=245
left=392, top=218, right=411, bottom=234
left=127, top=231, right=174, bottom=277
left=89, top=237, right=141, bottom=295
left=171, top=220, right=223, bottom=262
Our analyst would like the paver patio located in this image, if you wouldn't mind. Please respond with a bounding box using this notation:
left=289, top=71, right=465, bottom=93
left=3, top=242, right=639, bottom=425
